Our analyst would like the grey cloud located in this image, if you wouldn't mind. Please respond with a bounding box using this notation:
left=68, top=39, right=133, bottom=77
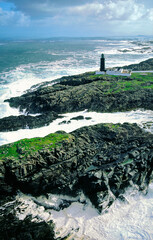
left=4, top=0, right=153, bottom=24
left=0, top=7, right=30, bottom=26
left=5, top=0, right=95, bottom=17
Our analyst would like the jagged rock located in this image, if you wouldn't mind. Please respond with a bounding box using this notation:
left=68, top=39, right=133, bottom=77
left=0, top=112, right=61, bottom=132
left=121, top=58, right=153, bottom=70
left=70, top=115, right=84, bottom=120
left=5, top=87, right=153, bottom=117
left=0, top=123, right=153, bottom=212
left=1, top=58, right=153, bottom=132
left=0, top=201, right=55, bottom=240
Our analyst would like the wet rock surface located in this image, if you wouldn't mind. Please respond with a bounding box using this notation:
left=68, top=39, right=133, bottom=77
left=2, top=81, right=153, bottom=132
left=0, top=123, right=153, bottom=212
left=0, top=58, right=153, bottom=239
left=0, top=112, right=61, bottom=132
left=0, top=58, right=153, bottom=131
left=5, top=82, right=153, bottom=115
left=121, top=58, right=153, bottom=70
left=0, top=198, right=55, bottom=240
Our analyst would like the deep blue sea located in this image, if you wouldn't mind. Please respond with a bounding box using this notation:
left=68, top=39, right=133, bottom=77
left=0, top=37, right=153, bottom=239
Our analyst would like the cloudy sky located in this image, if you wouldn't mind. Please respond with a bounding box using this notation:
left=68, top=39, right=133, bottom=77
left=0, top=0, right=153, bottom=39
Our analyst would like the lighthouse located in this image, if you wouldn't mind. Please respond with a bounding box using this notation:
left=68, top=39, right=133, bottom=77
left=100, top=53, right=105, bottom=72
left=96, top=53, right=131, bottom=76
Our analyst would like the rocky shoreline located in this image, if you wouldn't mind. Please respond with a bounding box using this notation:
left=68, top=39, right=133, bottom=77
left=0, top=58, right=153, bottom=132
left=0, top=205, right=55, bottom=240
left=1, top=123, right=153, bottom=210
left=120, top=58, right=153, bottom=70
left=0, top=58, right=153, bottom=239
left=0, top=122, right=153, bottom=239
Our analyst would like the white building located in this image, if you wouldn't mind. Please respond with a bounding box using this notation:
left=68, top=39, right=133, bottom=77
left=96, top=69, right=131, bottom=76
left=96, top=53, right=131, bottom=76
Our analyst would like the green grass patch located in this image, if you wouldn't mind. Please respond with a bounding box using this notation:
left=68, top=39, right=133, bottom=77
left=0, top=133, right=71, bottom=161
left=120, top=158, right=133, bottom=166
left=80, top=72, right=153, bottom=94
left=93, top=72, right=153, bottom=94
left=131, top=72, right=153, bottom=80
left=104, top=123, right=121, bottom=130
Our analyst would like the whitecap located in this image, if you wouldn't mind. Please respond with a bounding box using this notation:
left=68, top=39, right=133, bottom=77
left=0, top=109, right=152, bottom=145
left=12, top=182, right=153, bottom=240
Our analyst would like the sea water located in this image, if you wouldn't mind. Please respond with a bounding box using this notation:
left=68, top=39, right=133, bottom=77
left=0, top=109, right=153, bottom=145
left=1, top=38, right=153, bottom=119
left=0, top=37, right=153, bottom=239
left=15, top=184, right=153, bottom=239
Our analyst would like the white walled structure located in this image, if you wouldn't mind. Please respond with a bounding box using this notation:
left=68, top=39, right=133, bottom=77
left=95, top=70, right=131, bottom=76
left=95, top=71, right=105, bottom=75
left=96, top=53, right=131, bottom=76
left=106, top=70, right=131, bottom=76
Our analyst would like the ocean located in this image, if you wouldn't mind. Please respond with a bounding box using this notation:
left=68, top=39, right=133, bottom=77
left=1, top=38, right=153, bottom=120
left=0, top=37, right=153, bottom=239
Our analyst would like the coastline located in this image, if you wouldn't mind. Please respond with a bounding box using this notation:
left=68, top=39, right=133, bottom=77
left=0, top=58, right=153, bottom=133
left=0, top=57, right=153, bottom=240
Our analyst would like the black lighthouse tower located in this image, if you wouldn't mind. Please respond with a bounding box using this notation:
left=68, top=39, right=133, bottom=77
left=100, top=53, right=105, bottom=72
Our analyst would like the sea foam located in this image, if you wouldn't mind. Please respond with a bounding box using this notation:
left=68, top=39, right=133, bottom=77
left=0, top=109, right=152, bottom=145
left=14, top=183, right=153, bottom=240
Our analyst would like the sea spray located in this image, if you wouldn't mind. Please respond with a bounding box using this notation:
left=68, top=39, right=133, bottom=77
left=11, top=183, right=153, bottom=240
left=0, top=38, right=153, bottom=240
left=0, top=109, right=153, bottom=145
left=1, top=39, right=153, bottom=119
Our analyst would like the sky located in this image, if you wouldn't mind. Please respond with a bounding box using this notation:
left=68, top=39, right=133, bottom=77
left=0, top=0, right=153, bottom=39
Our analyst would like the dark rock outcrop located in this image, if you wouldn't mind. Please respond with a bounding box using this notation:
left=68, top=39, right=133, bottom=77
left=0, top=112, right=61, bottom=132
left=5, top=83, right=153, bottom=115
left=1, top=82, right=153, bottom=132
left=0, top=201, right=55, bottom=240
left=0, top=123, right=153, bottom=212
left=121, top=58, right=153, bottom=70
left=0, top=58, right=153, bottom=132
left=1, top=58, right=153, bottom=237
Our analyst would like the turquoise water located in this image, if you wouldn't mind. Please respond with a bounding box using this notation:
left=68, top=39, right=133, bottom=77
left=0, top=38, right=153, bottom=80
left=0, top=38, right=153, bottom=119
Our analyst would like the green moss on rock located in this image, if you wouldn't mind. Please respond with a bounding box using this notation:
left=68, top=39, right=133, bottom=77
left=95, top=72, right=153, bottom=94
left=0, top=132, right=71, bottom=162
left=120, top=158, right=134, bottom=166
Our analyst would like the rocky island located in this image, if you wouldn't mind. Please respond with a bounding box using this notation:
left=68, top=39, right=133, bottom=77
left=0, top=58, right=153, bottom=239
